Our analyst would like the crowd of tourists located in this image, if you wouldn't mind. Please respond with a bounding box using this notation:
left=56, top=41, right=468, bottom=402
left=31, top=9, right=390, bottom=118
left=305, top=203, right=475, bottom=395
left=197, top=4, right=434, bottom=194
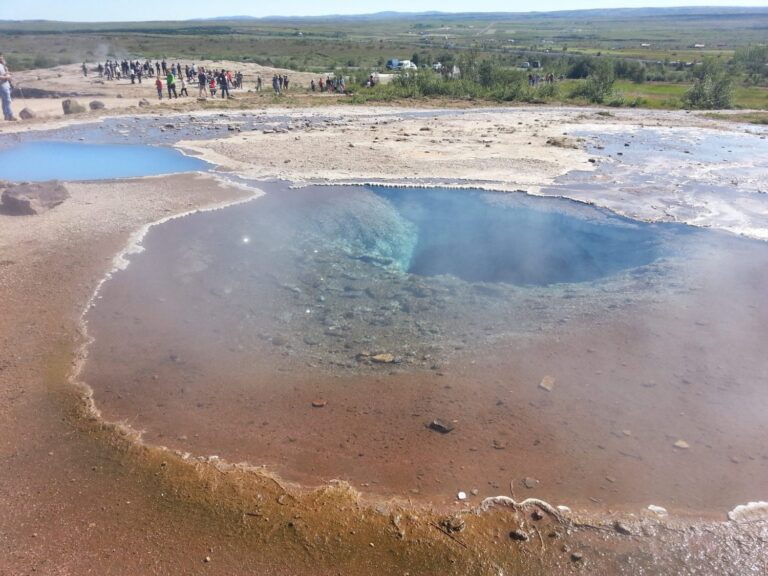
left=0, top=52, right=362, bottom=122
left=91, top=58, right=247, bottom=100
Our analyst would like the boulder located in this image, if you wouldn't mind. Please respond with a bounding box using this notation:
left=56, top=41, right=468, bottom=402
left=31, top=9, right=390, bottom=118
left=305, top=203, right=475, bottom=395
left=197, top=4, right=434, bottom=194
left=1, top=181, right=69, bottom=215
left=19, top=108, right=35, bottom=120
left=61, top=99, right=86, bottom=115
left=138, top=98, right=151, bottom=107
left=88, top=100, right=105, bottom=110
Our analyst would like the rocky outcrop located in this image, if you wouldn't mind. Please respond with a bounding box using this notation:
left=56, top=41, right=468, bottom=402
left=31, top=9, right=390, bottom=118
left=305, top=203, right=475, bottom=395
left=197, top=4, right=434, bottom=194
left=18, top=108, right=35, bottom=120
left=62, top=99, right=86, bottom=115
left=11, top=87, right=85, bottom=99
left=88, top=100, right=105, bottom=110
left=0, top=181, right=69, bottom=215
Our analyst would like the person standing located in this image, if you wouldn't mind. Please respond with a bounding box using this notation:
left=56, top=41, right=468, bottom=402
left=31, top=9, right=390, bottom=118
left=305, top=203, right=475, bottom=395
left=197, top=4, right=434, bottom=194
left=218, top=70, right=229, bottom=99
left=198, top=69, right=207, bottom=97
left=166, top=71, right=177, bottom=99
left=0, top=54, right=16, bottom=121
left=256, top=76, right=262, bottom=91
left=155, top=76, right=163, bottom=100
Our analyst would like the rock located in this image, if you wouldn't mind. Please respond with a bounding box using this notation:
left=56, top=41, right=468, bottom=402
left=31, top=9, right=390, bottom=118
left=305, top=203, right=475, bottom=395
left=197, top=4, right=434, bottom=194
left=1, top=181, right=69, bottom=215
left=311, top=400, right=327, bottom=408
left=138, top=98, right=151, bottom=107
left=673, top=439, right=690, bottom=450
left=522, top=477, right=539, bottom=489
left=613, top=521, right=632, bottom=535
left=546, top=136, right=578, bottom=149
left=61, top=99, right=86, bottom=114
left=439, top=516, right=465, bottom=533
left=531, top=510, right=544, bottom=521
left=509, top=529, right=529, bottom=542
left=571, top=552, right=584, bottom=562
left=457, top=491, right=467, bottom=501
left=371, top=353, right=395, bottom=364
left=19, top=107, right=35, bottom=120
left=538, top=375, right=556, bottom=392
left=426, top=419, right=454, bottom=434
left=492, top=439, right=507, bottom=450
left=647, top=504, right=668, bottom=517
left=271, top=335, right=287, bottom=347
left=88, top=100, right=105, bottom=110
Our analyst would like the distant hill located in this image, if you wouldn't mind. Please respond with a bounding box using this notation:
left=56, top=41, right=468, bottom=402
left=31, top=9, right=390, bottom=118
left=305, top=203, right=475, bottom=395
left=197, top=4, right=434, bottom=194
left=197, top=6, right=768, bottom=23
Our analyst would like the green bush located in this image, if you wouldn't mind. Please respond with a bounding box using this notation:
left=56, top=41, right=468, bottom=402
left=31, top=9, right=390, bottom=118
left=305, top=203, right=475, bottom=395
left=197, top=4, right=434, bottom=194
left=570, top=60, right=615, bottom=103
left=683, top=58, right=733, bottom=109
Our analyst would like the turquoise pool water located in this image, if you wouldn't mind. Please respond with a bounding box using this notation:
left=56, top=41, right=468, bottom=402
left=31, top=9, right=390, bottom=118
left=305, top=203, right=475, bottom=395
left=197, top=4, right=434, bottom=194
left=0, top=141, right=209, bottom=182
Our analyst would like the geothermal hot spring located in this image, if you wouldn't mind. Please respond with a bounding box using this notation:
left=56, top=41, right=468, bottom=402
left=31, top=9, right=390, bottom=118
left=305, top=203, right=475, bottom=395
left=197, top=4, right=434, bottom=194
left=8, top=121, right=767, bottom=518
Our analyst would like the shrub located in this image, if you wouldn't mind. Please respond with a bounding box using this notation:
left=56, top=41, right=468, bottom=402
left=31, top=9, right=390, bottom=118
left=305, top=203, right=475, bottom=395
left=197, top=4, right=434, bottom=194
left=683, top=58, right=733, bottom=109
left=570, top=60, right=615, bottom=103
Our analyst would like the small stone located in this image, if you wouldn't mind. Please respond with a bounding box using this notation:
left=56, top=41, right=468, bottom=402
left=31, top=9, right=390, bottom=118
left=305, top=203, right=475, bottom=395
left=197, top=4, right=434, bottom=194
left=614, top=521, right=632, bottom=535
left=271, top=335, right=287, bottom=347
left=371, top=353, right=395, bottom=364
left=531, top=510, right=544, bottom=521
left=509, top=529, right=529, bottom=542
left=426, top=419, right=454, bottom=434
left=538, top=376, right=555, bottom=392
left=19, top=107, right=35, bottom=120
left=204, top=556, right=211, bottom=563
left=673, top=440, right=690, bottom=450
left=311, top=400, right=327, bottom=408
left=571, top=551, right=584, bottom=562
left=89, top=100, right=105, bottom=110
left=492, top=439, right=507, bottom=450
left=457, top=491, right=467, bottom=501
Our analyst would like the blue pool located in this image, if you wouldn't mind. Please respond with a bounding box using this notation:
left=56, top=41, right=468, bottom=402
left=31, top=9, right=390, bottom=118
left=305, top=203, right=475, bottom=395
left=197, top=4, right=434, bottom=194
left=0, top=141, right=209, bottom=182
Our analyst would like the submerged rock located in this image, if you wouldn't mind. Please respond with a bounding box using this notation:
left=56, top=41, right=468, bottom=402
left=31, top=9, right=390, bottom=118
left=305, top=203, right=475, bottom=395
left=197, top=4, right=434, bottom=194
left=426, top=419, right=454, bottom=434
left=1, top=180, right=69, bottom=215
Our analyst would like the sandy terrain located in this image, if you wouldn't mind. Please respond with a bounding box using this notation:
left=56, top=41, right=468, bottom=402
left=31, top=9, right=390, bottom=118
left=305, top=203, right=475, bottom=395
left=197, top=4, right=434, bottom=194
left=1, top=62, right=767, bottom=575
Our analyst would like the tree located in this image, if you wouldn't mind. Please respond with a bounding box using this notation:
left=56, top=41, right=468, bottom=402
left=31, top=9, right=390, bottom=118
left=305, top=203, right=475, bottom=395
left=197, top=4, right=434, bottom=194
left=684, top=58, right=733, bottom=109
left=571, top=59, right=615, bottom=103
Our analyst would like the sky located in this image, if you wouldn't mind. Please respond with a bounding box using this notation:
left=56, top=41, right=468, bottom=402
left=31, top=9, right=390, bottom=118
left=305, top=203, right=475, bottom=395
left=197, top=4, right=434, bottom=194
left=0, top=0, right=766, bottom=22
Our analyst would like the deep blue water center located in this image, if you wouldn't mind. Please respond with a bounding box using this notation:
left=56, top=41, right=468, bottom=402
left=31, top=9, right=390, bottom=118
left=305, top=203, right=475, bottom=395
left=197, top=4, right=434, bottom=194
left=0, top=141, right=209, bottom=182
left=367, top=187, right=665, bottom=286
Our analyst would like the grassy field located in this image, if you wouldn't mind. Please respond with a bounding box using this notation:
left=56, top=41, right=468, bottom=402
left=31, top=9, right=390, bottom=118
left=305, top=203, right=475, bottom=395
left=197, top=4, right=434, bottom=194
left=610, top=81, right=768, bottom=110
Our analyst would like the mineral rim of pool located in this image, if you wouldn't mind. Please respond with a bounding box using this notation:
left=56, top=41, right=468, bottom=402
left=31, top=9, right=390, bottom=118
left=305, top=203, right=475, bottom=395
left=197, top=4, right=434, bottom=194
left=81, top=182, right=768, bottom=515
left=0, top=141, right=209, bottom=182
